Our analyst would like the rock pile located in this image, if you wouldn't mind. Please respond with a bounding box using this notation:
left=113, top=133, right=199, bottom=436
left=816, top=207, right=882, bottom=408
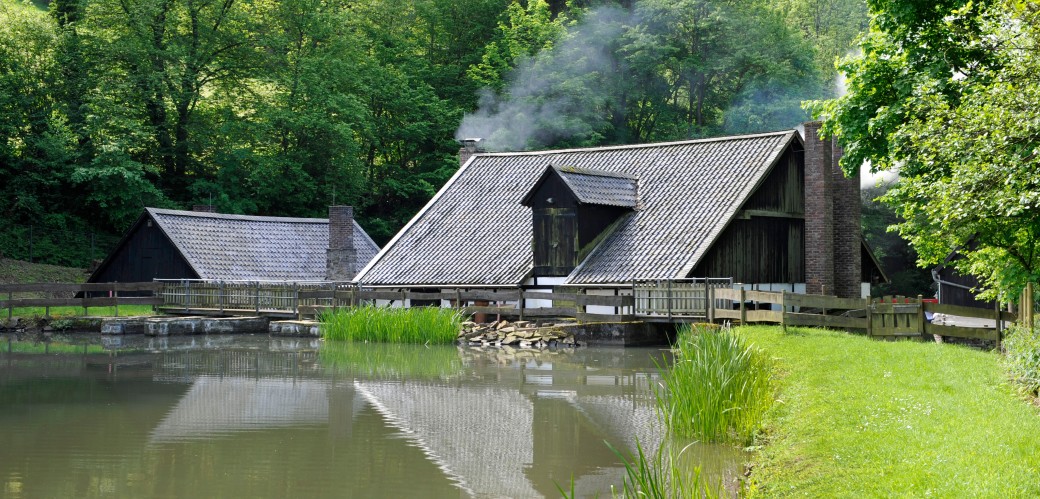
left=458, top=320, right=582, bottom=349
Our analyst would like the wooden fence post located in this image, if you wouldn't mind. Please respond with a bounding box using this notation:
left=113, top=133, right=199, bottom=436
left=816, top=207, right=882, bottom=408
left=916, top=294, right=925, bottom=340
left=1024, top=282, right=1035, bottom=335
left=219, top=281, right=225, bottom=314
left=114, top=287, right=119, bottom=317
left=780, top=290, right=787, bottom=334
left=995, top=296, right=1003, bottom=350
left=865, top=297, right=873, bottom=337
left=739, top=288, right=747, bottom=325
left=8, top=290, right=12, bottom=320
left=703, top=279, right=710, bottom=319
left=518, top=287, right=525, bottom=321
left=254, top=281, right=261, bottom=313
left=666, top=280, right=673, bottom=320
left=185, top=281, right=191, bottom=313
left=707, top=286, right=716, bottom=323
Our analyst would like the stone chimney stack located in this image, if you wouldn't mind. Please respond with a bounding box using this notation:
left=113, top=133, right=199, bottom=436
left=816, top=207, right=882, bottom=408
left=326, top=205, right=356, bottom=281
left=832, top=141, right=863, bottom=298
left=458, top=138, right=484, bottom=167
left=193, top=205, right=217, bottom=213
left=803, top=121, right=834, bottom=296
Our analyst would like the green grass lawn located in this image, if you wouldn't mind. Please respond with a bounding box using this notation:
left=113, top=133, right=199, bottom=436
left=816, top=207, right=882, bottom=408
left=5, top=305, right=155, bottom=319
left=744, top=325, right=1040, bottom=497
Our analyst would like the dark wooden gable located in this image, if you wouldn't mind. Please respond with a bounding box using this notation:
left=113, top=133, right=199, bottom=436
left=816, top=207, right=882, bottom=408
left=690, top=143, right=806, bottom=283
left=522, top=166, right=634, bottom=277
left=88, top=212, right=198, bottom=284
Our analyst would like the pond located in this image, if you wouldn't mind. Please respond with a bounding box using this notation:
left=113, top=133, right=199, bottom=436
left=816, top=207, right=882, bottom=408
left=0, top=334, right=743, bottom=498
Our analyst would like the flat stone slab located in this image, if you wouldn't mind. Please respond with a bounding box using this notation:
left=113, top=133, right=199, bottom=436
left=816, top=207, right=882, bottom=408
left=101, top=316, right=269, bottom=336
left=270, top=320, right=321, bottom=337
left=101, top=316, right=178, bottom=335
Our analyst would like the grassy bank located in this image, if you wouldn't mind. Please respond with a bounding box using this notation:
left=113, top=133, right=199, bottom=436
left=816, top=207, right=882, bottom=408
left=5, top=305, right=155, bottom=319
left=320, top=306, right=464, bottom=343
left=744, top=325, right=1040, bottom=497
left=0, top=258, right=85, bottom=285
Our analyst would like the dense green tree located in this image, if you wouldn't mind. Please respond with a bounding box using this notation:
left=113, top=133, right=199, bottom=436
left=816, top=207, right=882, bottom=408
left=810, top=0, right=1039, bottom=299
left=0, top=0, right=873, bottom=263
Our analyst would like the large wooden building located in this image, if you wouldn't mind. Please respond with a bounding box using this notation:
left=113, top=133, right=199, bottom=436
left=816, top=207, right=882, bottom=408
left=87, top=206, right=379, bottom=284
left=355, top=123, right=884, bottom=298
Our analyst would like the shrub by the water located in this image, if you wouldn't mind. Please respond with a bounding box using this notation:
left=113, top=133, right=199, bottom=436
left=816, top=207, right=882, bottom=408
left=319, top=306, right=464, bottom=344
left=1003, top=322, right=1040, bottom=397
left=657, top=323, right=774, bottom=445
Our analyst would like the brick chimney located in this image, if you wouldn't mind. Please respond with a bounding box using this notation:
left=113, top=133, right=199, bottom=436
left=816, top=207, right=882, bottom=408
left=458, top=138, right=484, bottom=167
left=326, top=206, right=356, bottom=281
left=832, top=141, right=863, bottom=298
left=803, top=121, right=834, bottom=295
left=193, top=205, right=217, bottom=213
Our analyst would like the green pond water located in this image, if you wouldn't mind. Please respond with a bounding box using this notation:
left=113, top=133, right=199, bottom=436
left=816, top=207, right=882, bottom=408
left=0, top=334, right=743, bottom=498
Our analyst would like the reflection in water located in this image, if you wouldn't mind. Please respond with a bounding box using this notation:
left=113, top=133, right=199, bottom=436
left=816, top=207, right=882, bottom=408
left=0, top=334, right=742, bottom=498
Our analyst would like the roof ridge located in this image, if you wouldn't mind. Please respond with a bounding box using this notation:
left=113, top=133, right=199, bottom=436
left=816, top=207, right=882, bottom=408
left=471, top=130, right=795, bottom=157
left=147, top=207, right=327, bottom=224
left=551, top=164, right=638, bottom=180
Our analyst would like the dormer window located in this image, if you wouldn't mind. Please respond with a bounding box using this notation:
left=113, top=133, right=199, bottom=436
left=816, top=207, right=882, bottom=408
left=521, top=165, right=638, bottom=277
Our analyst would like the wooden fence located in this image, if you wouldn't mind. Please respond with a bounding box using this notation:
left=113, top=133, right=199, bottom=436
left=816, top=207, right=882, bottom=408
left=710, top=288, right=1017, bottom=345
left=633, top=278, right=733, bottom=319
left=1, top=282, right=164, bottom=319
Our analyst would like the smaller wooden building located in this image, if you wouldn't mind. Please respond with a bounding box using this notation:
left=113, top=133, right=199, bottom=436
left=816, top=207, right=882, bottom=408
left=87, top=207, right=379, bottom=284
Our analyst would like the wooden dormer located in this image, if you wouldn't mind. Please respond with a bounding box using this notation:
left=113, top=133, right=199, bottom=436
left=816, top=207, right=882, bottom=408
left=521, top=165, right=637, bottom=277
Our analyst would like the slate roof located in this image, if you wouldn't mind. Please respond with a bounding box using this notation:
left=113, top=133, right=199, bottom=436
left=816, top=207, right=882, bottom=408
left=148, top=208, right=380, bottom=281
left=356, top=130, right=796, bottom=286
left=523, top=165, right=639, bottom=208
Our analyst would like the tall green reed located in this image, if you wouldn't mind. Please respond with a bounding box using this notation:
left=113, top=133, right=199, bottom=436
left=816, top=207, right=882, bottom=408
left=319, top=306, right=464, bottom=344
left=556, top=440, right=719, bottom=499
left=656, top=323, right=774, bottom=445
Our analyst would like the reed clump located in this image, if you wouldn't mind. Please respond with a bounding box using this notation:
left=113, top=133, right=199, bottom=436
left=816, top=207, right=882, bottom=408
left=657, top=323, right=774, bottom=445
left=319, top=306, right=464, bottom=344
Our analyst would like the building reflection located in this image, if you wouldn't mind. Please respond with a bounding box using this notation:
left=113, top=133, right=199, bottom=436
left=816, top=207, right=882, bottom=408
left=1, top=336, right=742, bottom=498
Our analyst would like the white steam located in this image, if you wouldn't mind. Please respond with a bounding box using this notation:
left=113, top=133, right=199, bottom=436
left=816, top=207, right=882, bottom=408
left=455, top=6, right=632, bottom=151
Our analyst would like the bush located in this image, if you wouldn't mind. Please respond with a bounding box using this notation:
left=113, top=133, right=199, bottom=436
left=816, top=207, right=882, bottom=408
left=1003, top=323, right=1040, bottom=397
left=656, top=323, right=775, bottom=445
left=319, top=306, right=465, bottom=344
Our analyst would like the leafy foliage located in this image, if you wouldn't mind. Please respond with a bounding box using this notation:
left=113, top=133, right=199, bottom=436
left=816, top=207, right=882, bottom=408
left=1, top=0, right=868, bottom=263
left=861, top=186, right=933, bottom=297
left=810, top=1, right=1040, bottom=300
left=1004, top=323, right=1040, bottom=398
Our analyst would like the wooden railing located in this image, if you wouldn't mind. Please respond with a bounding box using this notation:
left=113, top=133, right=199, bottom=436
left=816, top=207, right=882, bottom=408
left=157, top=280, right=353, bottom=316
left=633, top=278, right=733, bottom=319
left=156, top=280, right=637, bottom=321
left=1, top=282, right=164, bottom=319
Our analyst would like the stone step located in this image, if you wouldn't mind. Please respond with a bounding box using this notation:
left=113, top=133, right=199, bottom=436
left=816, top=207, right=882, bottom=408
left=100, top=316, right=269, bottom=336
left=269, top=320, right=321, bottom=337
